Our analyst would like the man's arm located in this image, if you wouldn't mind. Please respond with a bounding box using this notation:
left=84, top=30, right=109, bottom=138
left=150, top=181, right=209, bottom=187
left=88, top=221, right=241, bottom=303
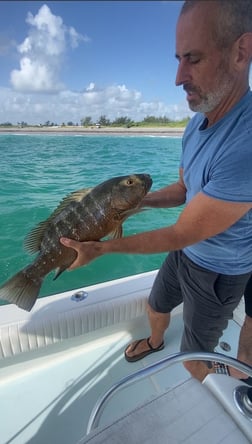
left=60, top=191, right=252, bottom=269
left=142, top=168, right=186, bottom=208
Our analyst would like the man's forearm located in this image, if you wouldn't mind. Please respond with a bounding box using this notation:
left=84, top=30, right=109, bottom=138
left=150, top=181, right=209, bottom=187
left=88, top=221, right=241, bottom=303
left=143, top=175, right=186, bottom=209
left=101, top=225, right=184, bottom=256
left=60, top=187, right=252, bottom=271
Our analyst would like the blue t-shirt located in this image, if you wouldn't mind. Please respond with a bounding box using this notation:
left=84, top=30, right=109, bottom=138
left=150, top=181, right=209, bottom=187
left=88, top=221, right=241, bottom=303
left=181, top=89, right=252, bottom=275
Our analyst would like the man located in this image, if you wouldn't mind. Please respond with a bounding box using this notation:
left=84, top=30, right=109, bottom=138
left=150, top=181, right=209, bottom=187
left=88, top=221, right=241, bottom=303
left=61, top=0, right=252, bottom=381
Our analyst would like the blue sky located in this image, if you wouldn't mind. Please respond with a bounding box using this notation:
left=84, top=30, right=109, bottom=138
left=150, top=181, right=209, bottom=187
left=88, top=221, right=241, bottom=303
left=0, top=1, right=192, bottom=125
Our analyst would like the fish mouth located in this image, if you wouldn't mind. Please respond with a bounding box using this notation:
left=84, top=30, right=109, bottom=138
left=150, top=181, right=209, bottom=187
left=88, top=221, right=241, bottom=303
left=144, top=174, right=153, bottom=193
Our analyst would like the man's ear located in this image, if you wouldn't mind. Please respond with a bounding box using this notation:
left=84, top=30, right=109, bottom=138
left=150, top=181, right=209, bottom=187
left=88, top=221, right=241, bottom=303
left=233, top=33, right=252, bottom=69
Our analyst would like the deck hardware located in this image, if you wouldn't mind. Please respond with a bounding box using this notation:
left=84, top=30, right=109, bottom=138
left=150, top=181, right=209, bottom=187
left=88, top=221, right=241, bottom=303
left=219, top=341, right=231, bottom=352
left=234, top=385, right=252, bottom=420
left=71, top=290, right=88, bottom=302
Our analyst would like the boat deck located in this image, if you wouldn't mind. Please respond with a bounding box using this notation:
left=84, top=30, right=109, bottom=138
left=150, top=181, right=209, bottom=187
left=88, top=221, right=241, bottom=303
left=0, top=311, right=242, bottom=444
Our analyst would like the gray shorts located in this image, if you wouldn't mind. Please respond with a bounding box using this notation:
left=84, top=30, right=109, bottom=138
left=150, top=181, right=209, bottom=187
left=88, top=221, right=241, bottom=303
left=148, top=250, right=251, bottom=353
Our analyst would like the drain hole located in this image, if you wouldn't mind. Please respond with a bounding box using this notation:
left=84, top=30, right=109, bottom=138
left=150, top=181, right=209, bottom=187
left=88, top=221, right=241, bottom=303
left=71, top=291, right=88, bottom=302
left=219, top=341, right=231, bottom=352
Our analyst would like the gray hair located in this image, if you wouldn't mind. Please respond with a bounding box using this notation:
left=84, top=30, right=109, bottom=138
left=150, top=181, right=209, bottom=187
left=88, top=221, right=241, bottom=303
left=181, top=0, right=252, bottom=49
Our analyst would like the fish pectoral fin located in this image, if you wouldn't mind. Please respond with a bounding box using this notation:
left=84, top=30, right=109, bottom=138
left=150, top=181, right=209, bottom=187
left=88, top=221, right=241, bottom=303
left=108, top=208, right=148, bottom=240
left=109, top=225, right=123, bottom=239
left=109, top=208, right=149, bottom=240
left=123, top=207, right=147, bottom=218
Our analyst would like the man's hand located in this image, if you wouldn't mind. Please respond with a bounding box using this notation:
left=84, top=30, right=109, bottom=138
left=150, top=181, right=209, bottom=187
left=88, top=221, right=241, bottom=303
left=60, top=238, right=102, bottom=270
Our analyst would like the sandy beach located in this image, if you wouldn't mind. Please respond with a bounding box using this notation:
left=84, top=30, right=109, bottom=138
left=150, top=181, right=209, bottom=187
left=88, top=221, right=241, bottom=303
left=0, top=126, right=185, bottom=137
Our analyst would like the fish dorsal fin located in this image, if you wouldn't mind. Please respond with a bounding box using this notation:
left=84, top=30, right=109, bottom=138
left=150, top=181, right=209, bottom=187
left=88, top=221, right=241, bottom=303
left=49, top=188, right=93, bottom=219
left=24, top=188, right=92, bottom=254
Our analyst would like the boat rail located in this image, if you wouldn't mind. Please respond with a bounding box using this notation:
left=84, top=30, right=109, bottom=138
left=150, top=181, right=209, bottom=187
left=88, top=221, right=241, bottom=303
left=86, top=351, right=252, bottom=434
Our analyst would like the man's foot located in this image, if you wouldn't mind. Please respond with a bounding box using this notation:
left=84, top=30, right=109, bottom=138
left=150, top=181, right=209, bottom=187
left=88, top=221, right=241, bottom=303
left=229, top=365, right=250, bottom=380
left=124, top=337, right=164, bottom=362
left=240, top=377, right=252, bottom=386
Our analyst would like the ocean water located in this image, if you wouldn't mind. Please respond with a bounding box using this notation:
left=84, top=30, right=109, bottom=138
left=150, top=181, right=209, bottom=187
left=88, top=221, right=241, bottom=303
left=0, top=133, right=182, bottom=304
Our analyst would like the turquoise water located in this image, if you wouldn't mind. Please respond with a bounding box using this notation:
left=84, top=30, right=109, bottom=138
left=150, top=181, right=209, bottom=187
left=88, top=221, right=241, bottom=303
left=0, top=134, right=182, bottom=303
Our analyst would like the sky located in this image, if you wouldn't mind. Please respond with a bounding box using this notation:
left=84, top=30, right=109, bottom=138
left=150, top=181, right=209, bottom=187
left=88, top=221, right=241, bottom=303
left=1, top=1, right=251, bottom=126
left=0, top=1, right=192, bottom=125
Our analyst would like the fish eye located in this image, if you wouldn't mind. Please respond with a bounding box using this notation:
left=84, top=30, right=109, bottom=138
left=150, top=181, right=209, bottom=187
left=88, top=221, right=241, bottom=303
left=126, top=178, right=134, bottom=185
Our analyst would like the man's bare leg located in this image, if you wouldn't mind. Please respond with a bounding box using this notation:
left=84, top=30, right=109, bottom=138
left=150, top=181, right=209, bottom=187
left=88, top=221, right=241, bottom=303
left=183, top=360, right=213, bottom=382
left=229, top=315, right=252, bottom=379
left=184, top=317, right=252, bottom=382
left=147, top=304, right=170, bottom=347
left=126, top=305, right=214, bottom=381
left=125, top=304, right=170, bottom=359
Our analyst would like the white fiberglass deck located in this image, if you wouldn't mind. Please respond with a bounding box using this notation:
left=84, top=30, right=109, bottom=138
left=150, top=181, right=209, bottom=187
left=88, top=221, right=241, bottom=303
left=0, top=311, right=242, bottom=444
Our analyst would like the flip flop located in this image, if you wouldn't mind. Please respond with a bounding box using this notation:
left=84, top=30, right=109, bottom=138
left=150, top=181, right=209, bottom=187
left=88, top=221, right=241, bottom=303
left=213, top=362, right=230, bottom=375
left=124, top=337, right=164, bottom=362
left=213, top=362, right=252, bottom=385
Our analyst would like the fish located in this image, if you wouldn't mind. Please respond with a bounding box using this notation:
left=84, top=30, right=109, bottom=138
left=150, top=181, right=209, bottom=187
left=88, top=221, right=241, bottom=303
left=0, top=173, right=152, bottom=312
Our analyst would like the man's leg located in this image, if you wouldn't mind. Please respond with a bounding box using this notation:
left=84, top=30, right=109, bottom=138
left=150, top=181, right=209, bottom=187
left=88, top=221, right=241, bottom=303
left=147, top=304, right=171, bottom=347
left=125, top=305, right=170, bottom=360
left=229, top=275, right=252, bottom=379
left=228, top=315, right=252, bottom=378
left=183, top=360, right=212, bottom=381
left=125, top=252, right=183, bottom=361
left=180, top=254, right=250, bottom=382
left=237, top=314, right=252, bottom=365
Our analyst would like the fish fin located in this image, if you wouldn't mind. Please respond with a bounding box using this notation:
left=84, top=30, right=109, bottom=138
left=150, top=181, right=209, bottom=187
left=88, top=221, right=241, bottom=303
left=24, top=220, right=49, bottom=254
left=110, top=226, right=123, bottom=239
left=24, top=188, right=93, bottom=254
left=66, top=187, right=93, bottom=202
left=108, top=208, right=148, bottom=240
left=49, top=187, right=93, bottom=218
left=0, top=269, right=43, bottom=311
left=122, top=207, right=147, bottom=218
left=53, top=266, right=67, bottom=281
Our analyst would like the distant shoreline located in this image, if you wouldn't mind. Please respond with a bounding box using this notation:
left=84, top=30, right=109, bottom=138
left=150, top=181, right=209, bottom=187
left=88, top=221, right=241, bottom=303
left=0, top=126, right=185, bottom=137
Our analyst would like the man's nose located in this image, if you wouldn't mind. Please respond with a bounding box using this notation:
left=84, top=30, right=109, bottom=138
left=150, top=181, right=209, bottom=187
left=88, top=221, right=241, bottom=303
left=175, top=59, right=191, bottom=86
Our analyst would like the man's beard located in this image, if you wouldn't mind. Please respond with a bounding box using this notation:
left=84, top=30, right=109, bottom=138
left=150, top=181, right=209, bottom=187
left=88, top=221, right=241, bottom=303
left=185, top=61, right=234, bottom=114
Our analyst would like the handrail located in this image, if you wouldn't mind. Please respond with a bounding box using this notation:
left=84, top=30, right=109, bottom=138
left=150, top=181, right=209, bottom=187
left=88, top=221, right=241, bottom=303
left=86, top=351, right=252, bottom=434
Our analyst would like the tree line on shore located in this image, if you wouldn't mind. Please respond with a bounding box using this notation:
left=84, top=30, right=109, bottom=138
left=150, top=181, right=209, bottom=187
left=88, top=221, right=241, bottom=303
left=0, top=115, right=190, bottom=128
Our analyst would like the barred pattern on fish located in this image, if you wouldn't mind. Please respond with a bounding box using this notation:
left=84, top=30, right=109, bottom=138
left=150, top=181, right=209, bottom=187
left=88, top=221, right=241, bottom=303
left=0, top=174, right=152, bottom=311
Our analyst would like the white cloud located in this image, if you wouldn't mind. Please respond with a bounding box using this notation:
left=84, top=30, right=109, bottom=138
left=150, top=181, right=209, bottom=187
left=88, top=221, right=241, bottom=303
left=86, top=82, right=95, bottom=92
left=10, top=4, right=88, bottom=93
left=0, top=83, right=192, bottom=125
left=11, top=56, right=64, bottom=93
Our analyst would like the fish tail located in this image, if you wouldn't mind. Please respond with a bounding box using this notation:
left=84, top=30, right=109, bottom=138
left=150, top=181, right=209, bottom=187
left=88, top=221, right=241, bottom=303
left=0, top=269, right=43, bottom=312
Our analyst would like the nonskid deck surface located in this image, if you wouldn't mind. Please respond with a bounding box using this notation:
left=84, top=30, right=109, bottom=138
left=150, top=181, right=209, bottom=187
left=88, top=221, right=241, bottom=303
left=0, top=313, right=241, bottom=444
